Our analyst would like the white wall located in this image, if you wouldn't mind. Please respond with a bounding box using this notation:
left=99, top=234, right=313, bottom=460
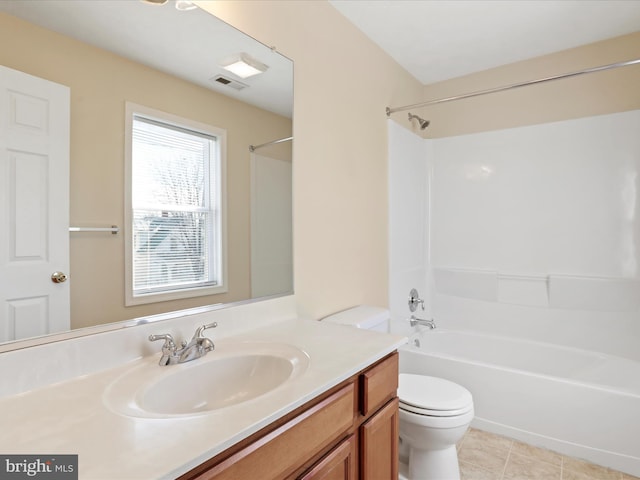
left=250, top=153, right=293, bottom=298
left=390, top=110, right=640, bottom=361
left=432, top=109, right=640, bottom=278
left=387, top=119, right=431, bottom=337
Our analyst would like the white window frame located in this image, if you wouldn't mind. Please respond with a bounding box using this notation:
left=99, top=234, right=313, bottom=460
left=124, top=102, right=227, bottom=306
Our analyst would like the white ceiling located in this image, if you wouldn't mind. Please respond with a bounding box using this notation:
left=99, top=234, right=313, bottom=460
left=329, top=0, right=640, bottom=85
left=4, top=1, right=639, bottom=110
left=0, top=0, right=293, bottom=118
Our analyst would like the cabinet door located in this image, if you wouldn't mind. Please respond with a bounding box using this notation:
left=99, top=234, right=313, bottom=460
left=360, top=353, right=398, bottom=417
left=359, top=398, right=399, bottom=480
left=298, top=435, right=357, bottom=480
left=191, top=383, right=355, bottom=480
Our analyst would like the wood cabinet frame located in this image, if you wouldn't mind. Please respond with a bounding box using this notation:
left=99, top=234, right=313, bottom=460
left=179, top=352, right=399, bottom=480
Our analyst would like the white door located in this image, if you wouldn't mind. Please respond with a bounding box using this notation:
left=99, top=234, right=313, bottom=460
left=0, top=65, right=70, bottom=342
left=250, top=153, right=293, bottom=298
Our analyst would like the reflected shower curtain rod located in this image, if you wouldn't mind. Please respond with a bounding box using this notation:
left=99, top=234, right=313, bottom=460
left=386, top=58, right=640, bottom=116
left=249, top=136, right=293, bottom=152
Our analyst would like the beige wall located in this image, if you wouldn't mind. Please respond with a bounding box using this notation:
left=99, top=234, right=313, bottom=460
left=197, top=1, right=425, bottom=320
left=7, top=1, right=634, bottom=329
left=421, top=31, right=640, bottom=138
left=0, top=12, right=292, bottom=329
left=200, top=1, right=640, bottom=321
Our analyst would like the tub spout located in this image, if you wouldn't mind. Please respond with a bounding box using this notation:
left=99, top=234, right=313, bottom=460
left=409, top=315, right=436, bottom=329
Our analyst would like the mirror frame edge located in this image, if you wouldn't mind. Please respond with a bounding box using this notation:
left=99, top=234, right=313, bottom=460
left=0, top=292, right=293, bottom=354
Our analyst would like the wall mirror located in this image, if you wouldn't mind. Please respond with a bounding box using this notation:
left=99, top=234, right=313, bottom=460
left=0, top=0, right=293, bottom=351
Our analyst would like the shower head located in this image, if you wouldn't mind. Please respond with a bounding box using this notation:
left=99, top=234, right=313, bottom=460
left=408, top=113, right=430, bottom=130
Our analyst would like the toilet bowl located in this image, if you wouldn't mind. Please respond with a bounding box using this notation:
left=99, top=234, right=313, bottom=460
left=322, top=305, right=474, bottom=480
left=398, top=374, right=474, bottom=480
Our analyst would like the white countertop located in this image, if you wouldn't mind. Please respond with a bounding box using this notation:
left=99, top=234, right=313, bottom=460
left=0, top=319, right=406, bottom=479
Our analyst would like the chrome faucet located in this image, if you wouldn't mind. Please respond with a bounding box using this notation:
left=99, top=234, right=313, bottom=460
left=179, top=323, right=217, bottom=363
left=409, top=315, right=436, bottom=329
left=149, top=322, right=217, bottom=366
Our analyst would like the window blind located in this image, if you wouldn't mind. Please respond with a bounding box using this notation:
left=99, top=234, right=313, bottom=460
left=131, top=116, right=219, bottom=295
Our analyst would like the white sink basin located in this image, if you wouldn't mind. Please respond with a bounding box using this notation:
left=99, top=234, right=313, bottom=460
left=104, top=341, right=309, bottom=418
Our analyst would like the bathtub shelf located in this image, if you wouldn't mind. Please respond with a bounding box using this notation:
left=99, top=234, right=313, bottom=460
left=433, top=268, right=640, bottom=312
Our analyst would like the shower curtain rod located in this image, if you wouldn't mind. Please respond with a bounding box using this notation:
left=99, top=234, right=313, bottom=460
left=386, top=58, right=640, bottom=116
left=249, top=136, right=293, bottom=152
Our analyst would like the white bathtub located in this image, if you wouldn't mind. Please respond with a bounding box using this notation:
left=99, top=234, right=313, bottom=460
left=398, top=329, right=640, bottom=476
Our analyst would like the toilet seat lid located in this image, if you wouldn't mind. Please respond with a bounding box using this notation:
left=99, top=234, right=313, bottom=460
left=399, top=400, right=473, bottom=417
left=399, top=374, right=473, bottom=413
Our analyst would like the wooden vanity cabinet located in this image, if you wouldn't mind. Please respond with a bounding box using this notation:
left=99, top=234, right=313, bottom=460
left=359, top=398, right=399, bottom=479
left=298, top=434, right=358, bottom=480
left=358, top=352, right=399, bottom=480
left=179, top=352, right=398, bottom=480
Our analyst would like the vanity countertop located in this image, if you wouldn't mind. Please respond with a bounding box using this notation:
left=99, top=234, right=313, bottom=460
left=0, top=319, right=406, bottom=479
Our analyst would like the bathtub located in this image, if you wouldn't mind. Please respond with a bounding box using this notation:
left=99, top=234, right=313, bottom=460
left=398, top=329, right=640, bottom=476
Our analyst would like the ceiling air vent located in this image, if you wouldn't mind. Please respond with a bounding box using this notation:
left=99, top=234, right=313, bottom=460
left=210, top=75, right=248, bottom=91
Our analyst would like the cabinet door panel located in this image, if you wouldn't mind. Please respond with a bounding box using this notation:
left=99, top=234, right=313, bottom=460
left=360, top=398, right=399, bottom=480
left=195, top=383, right=355, bottom=480
left=298, top=435, right=357, bottom=480
left=360, top=353, right=398, bottom=416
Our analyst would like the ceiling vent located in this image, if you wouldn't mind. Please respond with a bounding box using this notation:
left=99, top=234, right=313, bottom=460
left=210, top=75, right=248, bottom=91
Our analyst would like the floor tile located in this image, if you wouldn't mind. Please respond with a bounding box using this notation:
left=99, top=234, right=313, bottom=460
left=563, top=456, right=622, bottom=480
left=511, top=440, right=562, bottom=467
left=457, top=434, right=466, bottom=452
left=459, top=460, right=502, bottom=480
left=450, top=428, right=636, bottom=480
left=503, top=452, right=561, bottom=480
left=464, top=428, right=514, bottom=452
left=562, top=469, right=620, bottom=480
left=457, top=442, right=510, bottom=473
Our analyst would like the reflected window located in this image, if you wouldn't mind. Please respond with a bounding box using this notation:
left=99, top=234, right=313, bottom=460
left=125, top=104, right=226, bottom=305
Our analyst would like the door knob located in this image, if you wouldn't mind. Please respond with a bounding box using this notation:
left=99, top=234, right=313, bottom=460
left=51, top=271, right=68, bottom=283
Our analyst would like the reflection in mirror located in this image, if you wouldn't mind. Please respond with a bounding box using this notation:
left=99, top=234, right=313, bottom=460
left=0, top=0, right=293, bottom=350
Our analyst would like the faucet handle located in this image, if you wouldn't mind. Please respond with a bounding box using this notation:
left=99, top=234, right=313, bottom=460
left=194, top=322, right=217, bottom=339
left=149, top=334, right=177, bottom=355
left=149, top=333, right=176, bottom=349
left=408, top=288, right=425, bottom=312
left=149, top=334, right=179, bottom=366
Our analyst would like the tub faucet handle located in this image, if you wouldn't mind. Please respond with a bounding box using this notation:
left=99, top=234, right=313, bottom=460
left=408, top=288, right=425, bottom=312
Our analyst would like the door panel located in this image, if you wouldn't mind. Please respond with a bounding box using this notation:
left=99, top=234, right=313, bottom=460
left=0, top=65, right=70, bottom=342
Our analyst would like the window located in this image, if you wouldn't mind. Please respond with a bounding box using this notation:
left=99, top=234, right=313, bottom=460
left=125, top=103, right=226, bottom=305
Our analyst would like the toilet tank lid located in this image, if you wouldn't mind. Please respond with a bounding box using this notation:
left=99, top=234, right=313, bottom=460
left=321, top=305, right=389, bottom=329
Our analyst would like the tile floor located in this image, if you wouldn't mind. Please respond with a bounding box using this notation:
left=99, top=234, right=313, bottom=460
left=457, top=428, right=639, bottom=480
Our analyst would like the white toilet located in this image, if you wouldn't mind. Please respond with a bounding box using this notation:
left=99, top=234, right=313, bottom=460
left=322, top=305, right=474, bottom=480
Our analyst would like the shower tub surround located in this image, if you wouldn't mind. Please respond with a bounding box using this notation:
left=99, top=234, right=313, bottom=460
left=387, top=109, right=640, bottom=478
left=399, top=328, right=640, bottom=476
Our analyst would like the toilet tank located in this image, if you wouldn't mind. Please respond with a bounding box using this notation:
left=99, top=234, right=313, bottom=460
left=321, top=305, right=390, bottom=333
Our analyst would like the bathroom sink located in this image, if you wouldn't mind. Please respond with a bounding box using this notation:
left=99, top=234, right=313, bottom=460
left=104, top=341, right=309, bottom=418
